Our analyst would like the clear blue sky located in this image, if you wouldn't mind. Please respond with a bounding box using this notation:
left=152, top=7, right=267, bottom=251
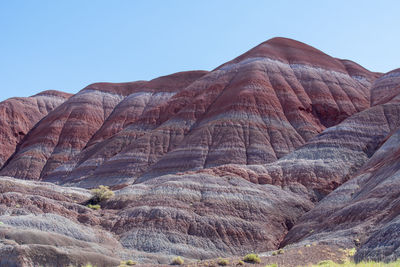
left=1, top=0, right=399, bottom=101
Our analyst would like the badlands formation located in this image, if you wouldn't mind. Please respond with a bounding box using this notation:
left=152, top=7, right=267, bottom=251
left=0, top=37, right=399, bottom=266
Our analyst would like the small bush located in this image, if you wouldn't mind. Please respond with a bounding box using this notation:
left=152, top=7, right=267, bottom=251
left=318, top=260, right=335, bottom=265
left=90, top=185, right=114, bottom=203
left=237, top=260, right=245, bottom=265
left=277, top=249, right=284, bottom=254
left=119, top=260, right=136, bottom=266
left=344, top=248, right=357, bottom=257
left=87, top=204, right=101, bottom=210
left=125, top=260, right=136, bottom=266
left=171, top=256, right=184, bottom=265
left=243, top=253, right=261, bottom=264
left=217, top=258, right=229, bottom=266
left=271, top=251, right=278, bottom=256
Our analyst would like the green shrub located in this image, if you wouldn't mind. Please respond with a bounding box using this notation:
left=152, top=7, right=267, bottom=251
left=90, top=185, right=114, bottom=203
left=344, top=248, right=357, bottom=257
left=243, top=253, right=261, bottom=264
left=125, top=260, right=136, bottom=266
left=237, top=260, right=245, bottom=265
left=171, top=256, right=184, bottom=265
left=217, top=258, right=229, bottom=266
left=271, top=251, right=278, bottom=256
left=278, top=249, right=284, bottom=254
left=119, top=260, right=136, bottom=266
left=318, top=260, right=335, bottom=265
left=87, top=204, right=101, bottom=210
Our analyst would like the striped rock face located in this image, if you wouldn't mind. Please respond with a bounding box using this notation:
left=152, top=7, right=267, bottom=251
left=0, top=91, right=71, bottom=168
left=1, top=38, right=378, bottom=187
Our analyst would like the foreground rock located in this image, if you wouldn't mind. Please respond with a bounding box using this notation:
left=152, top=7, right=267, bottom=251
left=0, top=175, right=312, bottom=265
left=0, top=177, right=122, bottom=266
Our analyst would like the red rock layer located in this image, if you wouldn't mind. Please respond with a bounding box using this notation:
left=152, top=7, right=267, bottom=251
left=0, top=90, right=71, bottom=168
left=39, top=37, right=378, bottom=187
